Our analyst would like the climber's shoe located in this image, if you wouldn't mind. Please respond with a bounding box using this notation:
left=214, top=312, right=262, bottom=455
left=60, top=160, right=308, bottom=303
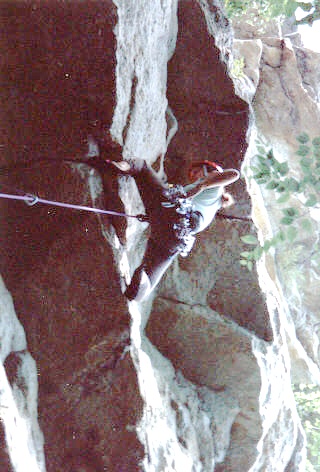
left=108, top=160, right=132, bottom=172
left=124, top=267, right=151, bottom=302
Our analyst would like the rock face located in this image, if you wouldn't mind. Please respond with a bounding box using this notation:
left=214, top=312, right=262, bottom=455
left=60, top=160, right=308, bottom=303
left=0, top=0, right=319, bottom=470
left=0, top=3, right=143, bottom=471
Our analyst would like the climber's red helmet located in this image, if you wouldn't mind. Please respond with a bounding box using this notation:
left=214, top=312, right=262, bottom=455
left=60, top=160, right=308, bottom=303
left=188, top=160, right=224, bottom=182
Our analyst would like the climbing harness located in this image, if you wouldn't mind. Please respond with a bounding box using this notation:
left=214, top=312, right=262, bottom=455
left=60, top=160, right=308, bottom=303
left=0, top=190, right=148, bottom=222
left=162, top=184, right=197, bottom=257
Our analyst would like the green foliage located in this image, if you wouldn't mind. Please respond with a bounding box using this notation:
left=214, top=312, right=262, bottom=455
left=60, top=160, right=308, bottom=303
left=295, top=1, right=320, bottom=26
left=240, top=232, right=284, bottom=270
left=225, top=0, right=316, bottom=21
left=225, top=0, right=252, bottom=16
left=240, top=134, right=319, bottom=271
left=294, top=384, right=320, bottom=470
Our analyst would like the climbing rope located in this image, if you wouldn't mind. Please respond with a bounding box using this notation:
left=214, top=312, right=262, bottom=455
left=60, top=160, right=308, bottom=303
left=0, top=191, right=148, bottom=222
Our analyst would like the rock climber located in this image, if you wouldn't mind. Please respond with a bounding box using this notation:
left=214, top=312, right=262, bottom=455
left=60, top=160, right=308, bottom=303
left=122, top=159, right=240, bottom=302
left=0, top=132, right=239, bottom=302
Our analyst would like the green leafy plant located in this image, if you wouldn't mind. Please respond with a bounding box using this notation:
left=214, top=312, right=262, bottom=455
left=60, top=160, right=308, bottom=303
left=225, top=0, right=316, bottom=21
left=295, top=1, right=320, bottom=26
left=240, top=232, right=284, bottom=271
left=294, top=384, right=320, bottom=471
left=240, top=134, right=319, bottom=271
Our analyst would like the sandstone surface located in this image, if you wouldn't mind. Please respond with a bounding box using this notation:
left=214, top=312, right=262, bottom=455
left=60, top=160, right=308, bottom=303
left=1, top=1, right=319, bottom=470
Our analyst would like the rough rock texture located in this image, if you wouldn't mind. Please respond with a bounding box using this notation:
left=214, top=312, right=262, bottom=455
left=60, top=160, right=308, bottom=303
left=0, top=3, right=143, bottom=471
left=0, top=0, right=318, bottom=471
left=232, top=10, right=320, bottom=384
left=0, top=277, right=45, bottom=472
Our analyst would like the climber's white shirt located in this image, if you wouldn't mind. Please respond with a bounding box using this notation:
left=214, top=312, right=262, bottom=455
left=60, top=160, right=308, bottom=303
left=183, top=181, right=223, bottom=233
